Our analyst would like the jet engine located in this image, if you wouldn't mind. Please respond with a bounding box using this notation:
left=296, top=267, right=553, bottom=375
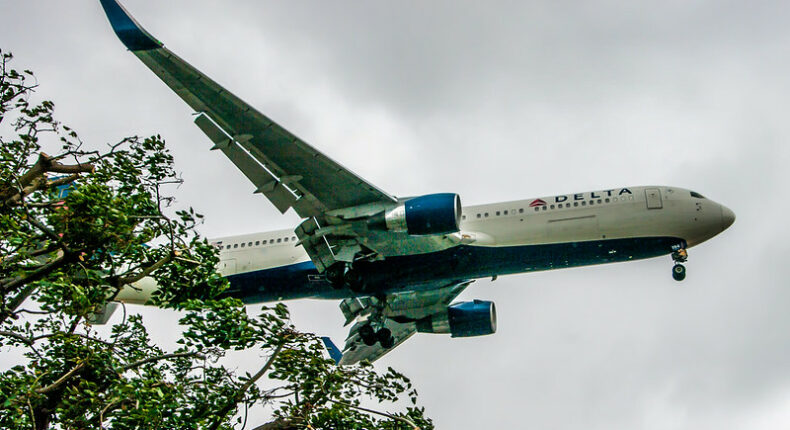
left=371, top=193, right=462, bottom=236
left=415, top=300, right=497, bottom=338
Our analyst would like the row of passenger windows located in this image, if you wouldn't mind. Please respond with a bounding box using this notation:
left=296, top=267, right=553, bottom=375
left=216, top=236, right=298, bottom=250
left=461, top=195, right=635, bottom=220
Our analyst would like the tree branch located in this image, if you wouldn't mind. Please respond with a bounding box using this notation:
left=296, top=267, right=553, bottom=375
left=120, top=351, right=203, bottom=372
left=207, top=342, right=286, bottom=430
left=36, top=362, right=85, bottom=394
left=325, top=398, right=421, bottom=430
left=115, top=253, right=174, bottom=286
left=0, top=330, right=33, bottom=345
left=1, top=254, right=68, bottom=293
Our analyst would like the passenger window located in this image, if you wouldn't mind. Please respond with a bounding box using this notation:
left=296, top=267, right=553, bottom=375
left=519, top=208, right=524, bottom=213
left=255, top=241, right=260, bottom=246
left=550, top=205, right=555, bottom=209
left=542, top=206, right=547, bottom=211
left=565, top=203, right=571, bottom=208
left=484, top=213, right=489, bottom=217
left=597, top=199, right=602, bottom=204
left=241, top=243, right=245, bottom=248
left=504, top=210, right=508, bottom=215
left=284, top=237, right=289, bottom=242
left=292, top=236, right=296, bottom=241
left=462, top=215, right=466, bottom=220
left=573, top=202, right=579, bottom=207
left=275, top=238, right=281, bottom=243
left=476, top=214, right=481, bottom=218
left=581, top=201, right=586, bottom=206
left=534, top=207, right=540, bottom=212
left=248, top=242, right=253, bottom=246
left=589, top=201, right=594, bottom=205
left=605, top=198, right=610, bottom=203
left=262, top=240, right=267, bottom=245
left=233, top=244, right=238, bottom=248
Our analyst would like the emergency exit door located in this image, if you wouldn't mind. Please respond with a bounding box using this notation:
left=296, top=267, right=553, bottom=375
left=645, top=188, right=663, bottom=209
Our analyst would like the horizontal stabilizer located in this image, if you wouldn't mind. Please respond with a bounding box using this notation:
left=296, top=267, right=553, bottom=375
left=320, top=337, right=343, bottom=365
left=88, top=302, right=120, bottom=325
left=99, top=0, right=162, bottom=51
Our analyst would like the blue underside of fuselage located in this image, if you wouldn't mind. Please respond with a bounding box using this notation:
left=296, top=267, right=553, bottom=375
left=223, top=236, right=685, bottom=303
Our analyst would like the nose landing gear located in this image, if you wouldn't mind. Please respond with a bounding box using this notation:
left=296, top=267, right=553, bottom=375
left=671, top=248, right=688, bottom=281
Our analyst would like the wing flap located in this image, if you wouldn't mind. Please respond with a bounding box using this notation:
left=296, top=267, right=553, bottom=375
left=193, top=114, right=297, bottom=213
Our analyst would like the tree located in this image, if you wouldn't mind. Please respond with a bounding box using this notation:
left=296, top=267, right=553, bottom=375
left=0, top=50, right=433, bottom=430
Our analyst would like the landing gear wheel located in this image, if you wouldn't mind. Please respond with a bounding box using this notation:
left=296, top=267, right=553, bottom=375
left=672, top=264, right=686, bottom=281
left=377, top=327, right=394, bottom=349
left=359, top=324, right=376, bottom=346
left=325, top=263, right=346, bottom=289
left=345, top=268, right=366, bottom=293
left=380, top=335, right=395, bottom=349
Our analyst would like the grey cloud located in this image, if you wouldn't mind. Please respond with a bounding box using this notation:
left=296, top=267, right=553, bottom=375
left=1, top=1, right=788, bottom=429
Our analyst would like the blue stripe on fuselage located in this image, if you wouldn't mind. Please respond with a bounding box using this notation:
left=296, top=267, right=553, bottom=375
left=224, top=236, right=684, bottom=303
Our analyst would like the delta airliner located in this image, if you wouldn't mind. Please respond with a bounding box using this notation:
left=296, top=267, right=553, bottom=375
left=101, top=0, right=734, bottom=364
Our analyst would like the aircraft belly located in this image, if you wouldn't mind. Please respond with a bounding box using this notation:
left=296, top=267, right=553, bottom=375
left=225, top=236, right=684, bottom=304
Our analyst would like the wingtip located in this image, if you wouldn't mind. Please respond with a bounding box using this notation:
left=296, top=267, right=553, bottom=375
left=99, top=0, right=162, bottom=51
left=320, top=336, right=343, bottom=365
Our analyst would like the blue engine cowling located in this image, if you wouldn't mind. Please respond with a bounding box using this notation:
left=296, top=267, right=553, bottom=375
left=447, top=300, right=497, bottom=337
left=415, top=300, right=497, bottom=338
left=382, top=193, right=462, bottom=236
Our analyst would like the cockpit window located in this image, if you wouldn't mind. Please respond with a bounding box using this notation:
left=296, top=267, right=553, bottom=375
left=690, top=191, right=705, bottom=199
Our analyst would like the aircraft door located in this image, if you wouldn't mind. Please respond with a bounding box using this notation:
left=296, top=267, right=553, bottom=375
left=218, top=259, right=237, bottom=276
left=645, top=188, right=663, bottom=209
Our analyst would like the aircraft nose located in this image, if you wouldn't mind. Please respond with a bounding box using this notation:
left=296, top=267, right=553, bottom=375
left=720, top=205, right=736, bottom=231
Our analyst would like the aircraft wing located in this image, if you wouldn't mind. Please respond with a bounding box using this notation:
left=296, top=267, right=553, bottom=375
left=333, top=280, right=473, bottom=365
left=99, top=0, right=396, bottom=219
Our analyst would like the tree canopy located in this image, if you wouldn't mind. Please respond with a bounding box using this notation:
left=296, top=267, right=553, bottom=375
left=0, top=50, right=433, bottom=430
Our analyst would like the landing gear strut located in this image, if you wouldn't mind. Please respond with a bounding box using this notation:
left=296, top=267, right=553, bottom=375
left=671, top=248, right=688, bottom=282
left=325, top=263, right=345, bottom=289
left=359, top=323, right=395, bottom=349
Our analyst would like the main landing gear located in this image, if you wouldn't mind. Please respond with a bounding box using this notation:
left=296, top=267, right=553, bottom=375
left=359, top=323, right=395, bottom=349
left=325, top=262, right=366, bottom=292
left=671, top=248, right=688, bottom=282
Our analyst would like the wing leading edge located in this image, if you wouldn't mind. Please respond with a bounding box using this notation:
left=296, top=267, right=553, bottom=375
left=99, top=0, right=396, bottom=219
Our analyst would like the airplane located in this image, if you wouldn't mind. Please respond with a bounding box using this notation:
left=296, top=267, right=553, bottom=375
left=99, top=0, right=735, bottom=365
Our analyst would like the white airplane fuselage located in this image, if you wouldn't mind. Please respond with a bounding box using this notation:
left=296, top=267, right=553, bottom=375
left=119, top=185, right=734, bottom=305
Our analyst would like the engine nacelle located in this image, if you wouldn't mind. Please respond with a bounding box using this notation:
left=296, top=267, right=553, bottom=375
left=415, top=300, right=497, bottom=338
left=380, top=193, right=462, bottom=236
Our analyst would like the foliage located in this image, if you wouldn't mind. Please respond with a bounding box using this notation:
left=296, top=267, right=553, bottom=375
left=0, top=50, right=433, bottom=430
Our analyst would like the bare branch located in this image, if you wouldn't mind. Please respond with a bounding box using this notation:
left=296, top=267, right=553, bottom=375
left=0, top=330, right=33, bottom=345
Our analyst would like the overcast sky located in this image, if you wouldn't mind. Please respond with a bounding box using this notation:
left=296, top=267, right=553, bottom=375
left=2, top=1, right=789, bottom=428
